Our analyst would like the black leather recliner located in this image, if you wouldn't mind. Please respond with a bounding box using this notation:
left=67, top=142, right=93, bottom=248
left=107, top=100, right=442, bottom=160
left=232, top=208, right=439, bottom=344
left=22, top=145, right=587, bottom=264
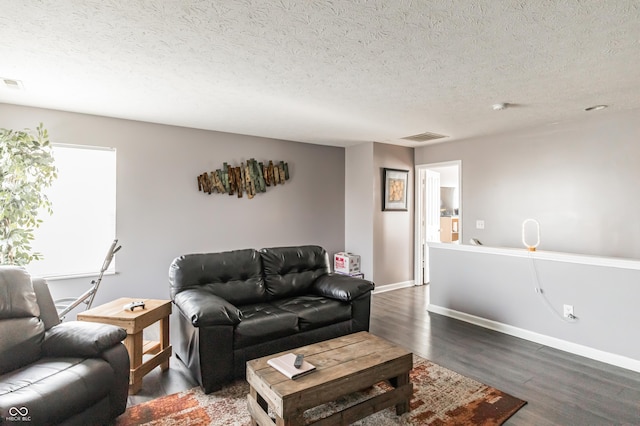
left=0, top=266, right=129, bottom=425
left=169, top=245, right=374, bottom=393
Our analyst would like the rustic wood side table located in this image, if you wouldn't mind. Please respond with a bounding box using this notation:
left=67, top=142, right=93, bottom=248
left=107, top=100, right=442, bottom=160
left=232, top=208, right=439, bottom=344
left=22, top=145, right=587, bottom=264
left=77, top=297, right=172, bottom=394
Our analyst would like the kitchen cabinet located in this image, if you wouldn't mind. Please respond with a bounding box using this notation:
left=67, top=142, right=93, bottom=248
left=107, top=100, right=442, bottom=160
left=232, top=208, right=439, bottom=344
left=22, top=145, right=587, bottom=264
left=440, top=216, right=459, bottom=243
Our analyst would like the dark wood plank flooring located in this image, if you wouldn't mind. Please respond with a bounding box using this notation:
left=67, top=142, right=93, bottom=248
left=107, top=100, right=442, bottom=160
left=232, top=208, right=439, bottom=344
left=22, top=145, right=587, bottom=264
left=127, top=286, right=640, bottom=425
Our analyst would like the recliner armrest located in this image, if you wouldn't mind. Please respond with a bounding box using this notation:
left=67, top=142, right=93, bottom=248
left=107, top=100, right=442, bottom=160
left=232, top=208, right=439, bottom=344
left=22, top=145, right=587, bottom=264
left=312, top=274, right=375, bottom=302
left=173, top=288, right=242, bottom=327
left=42, top=321, right=126, bottom=357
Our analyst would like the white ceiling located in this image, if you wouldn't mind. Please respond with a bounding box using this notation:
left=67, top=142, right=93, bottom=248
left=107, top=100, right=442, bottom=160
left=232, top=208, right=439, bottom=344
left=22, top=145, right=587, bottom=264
left=1, top=1, right=639, bottom=147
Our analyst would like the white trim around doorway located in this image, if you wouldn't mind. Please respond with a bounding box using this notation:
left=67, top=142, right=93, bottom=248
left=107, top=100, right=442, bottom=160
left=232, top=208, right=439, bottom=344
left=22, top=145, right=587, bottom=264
left=414, top=160, right=462, bottom=286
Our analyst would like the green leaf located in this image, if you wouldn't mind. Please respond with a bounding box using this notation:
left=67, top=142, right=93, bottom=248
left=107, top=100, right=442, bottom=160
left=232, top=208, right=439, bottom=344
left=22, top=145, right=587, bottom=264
left=0, top=124, right=57, bottom=266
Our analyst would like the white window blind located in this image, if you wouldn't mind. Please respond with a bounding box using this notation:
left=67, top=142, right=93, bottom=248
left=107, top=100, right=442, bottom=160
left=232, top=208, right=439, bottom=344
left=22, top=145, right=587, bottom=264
left=28, top=144, right=116, bottom=278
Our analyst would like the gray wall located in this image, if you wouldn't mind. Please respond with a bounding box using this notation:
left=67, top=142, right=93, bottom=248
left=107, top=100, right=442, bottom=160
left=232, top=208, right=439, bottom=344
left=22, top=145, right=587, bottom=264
left=0, top=103, right=346, bottom=310
left=345, top=142, right=414, bottom=286
left=345, top=143, right=374, bottom=280
left=429, top=245, right=640, bottom=366
left=373, top=143, right=414, bottom=286
left=415, top=108, right=640, bottom=260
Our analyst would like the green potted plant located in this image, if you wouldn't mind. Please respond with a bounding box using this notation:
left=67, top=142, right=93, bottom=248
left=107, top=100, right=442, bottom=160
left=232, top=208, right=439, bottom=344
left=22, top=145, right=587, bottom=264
left=0, top=123, right=57, bottom=265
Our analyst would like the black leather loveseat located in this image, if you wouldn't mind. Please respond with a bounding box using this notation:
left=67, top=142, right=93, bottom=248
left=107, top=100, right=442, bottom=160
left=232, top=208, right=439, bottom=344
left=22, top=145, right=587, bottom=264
left=169, top=245, right=374, bottom=393
left=0, top=266, right=129, bottom=425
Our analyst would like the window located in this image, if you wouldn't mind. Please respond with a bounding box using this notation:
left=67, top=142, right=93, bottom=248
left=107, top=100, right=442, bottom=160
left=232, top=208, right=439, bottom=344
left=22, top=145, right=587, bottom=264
left=28, top=144, right=116, bottom=278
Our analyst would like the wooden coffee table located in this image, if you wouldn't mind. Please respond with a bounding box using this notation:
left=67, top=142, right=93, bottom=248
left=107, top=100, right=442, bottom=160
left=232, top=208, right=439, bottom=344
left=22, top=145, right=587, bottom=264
left=77, top=298, right=172, bottom=394
left=246, top=332, right=412, bottom=426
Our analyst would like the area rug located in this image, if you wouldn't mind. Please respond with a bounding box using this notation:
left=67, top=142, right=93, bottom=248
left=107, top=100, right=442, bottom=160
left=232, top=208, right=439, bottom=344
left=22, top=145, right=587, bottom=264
left=115, top=355, right=526, bottom=425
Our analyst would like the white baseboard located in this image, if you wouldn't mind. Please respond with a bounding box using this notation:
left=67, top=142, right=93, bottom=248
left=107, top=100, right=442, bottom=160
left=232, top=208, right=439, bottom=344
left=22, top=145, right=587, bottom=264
left=428, top=304, right=640, bottom=373
left=373, top=281, right=414, bottom=294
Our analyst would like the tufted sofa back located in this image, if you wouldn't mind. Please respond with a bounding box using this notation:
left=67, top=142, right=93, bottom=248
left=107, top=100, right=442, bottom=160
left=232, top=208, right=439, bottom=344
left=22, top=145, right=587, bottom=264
left=0, top=266, right=45, bottom=374
left=260, top=245, right=330, bottom=299
left=169, top=245, right=332, bottom=305
left=169, top=249, right=267, bottom=305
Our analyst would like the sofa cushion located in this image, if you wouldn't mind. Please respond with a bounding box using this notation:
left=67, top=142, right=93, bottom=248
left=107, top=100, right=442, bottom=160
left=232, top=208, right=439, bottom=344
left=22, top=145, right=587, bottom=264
left=260, top=246, right=330, bottom=299
left=234, top=303, right=299, bottom=349
left=0, top=266, right=40, bottom=319
left=271, top=296, right=352, bottom=331
left=0, top=267, right=46, bottom=375
left=169, top=249, right=267, bottom=305
left=0, top=318, right=45, bottom=375
left=0, top=357, right=115, bottom=425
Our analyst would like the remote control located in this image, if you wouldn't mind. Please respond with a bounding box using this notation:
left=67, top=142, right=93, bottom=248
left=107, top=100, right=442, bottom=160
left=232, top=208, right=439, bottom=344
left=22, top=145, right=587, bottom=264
left=294, top=354, right=304, bottom=369
left=123, top=301, right=145, bottom=311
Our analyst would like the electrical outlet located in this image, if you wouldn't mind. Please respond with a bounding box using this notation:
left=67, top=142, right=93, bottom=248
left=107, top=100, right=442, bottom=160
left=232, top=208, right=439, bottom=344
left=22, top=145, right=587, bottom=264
left=563, top=304, right=574, bottom=318
left=476, top=220, right=485, bottom=229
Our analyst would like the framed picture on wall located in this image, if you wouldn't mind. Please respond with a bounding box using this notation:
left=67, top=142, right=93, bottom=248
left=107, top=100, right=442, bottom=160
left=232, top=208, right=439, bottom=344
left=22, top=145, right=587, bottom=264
left=383, top=168, right=409, bottom=211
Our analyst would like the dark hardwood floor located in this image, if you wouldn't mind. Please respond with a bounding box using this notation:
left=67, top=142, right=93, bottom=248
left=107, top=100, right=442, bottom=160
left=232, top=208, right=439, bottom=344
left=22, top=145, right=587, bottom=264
left=127, top=286, right=640, bottom=425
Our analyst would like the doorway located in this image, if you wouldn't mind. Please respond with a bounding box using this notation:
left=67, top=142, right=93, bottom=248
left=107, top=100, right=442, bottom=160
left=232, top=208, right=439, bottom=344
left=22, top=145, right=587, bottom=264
left=414, top=161, right=461, bottom=285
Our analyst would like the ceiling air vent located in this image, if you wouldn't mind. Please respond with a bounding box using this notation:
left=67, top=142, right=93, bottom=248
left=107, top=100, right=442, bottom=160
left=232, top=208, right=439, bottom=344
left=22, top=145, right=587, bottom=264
left=401, top=131, right=448, bottom=142
left=2, top=78, right=24, bottom=90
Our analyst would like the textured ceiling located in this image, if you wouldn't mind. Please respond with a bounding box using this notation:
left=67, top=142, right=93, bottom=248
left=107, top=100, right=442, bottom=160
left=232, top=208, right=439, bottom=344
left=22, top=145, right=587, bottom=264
left=1, top=1, right=639, bottom=147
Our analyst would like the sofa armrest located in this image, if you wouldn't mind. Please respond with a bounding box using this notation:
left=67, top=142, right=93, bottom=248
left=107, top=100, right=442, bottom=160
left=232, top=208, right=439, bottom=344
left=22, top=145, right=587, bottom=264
left=42, top=321, right=126, bottom=357
left=312, top=274, right=375, bottom=302
left=173, top=288, right=242, bottom=327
